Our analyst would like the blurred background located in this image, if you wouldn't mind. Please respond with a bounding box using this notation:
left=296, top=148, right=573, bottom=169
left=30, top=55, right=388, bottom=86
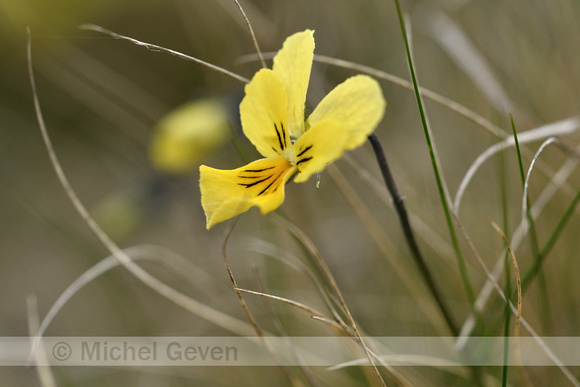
left=2, top=0, right=579, bottom=385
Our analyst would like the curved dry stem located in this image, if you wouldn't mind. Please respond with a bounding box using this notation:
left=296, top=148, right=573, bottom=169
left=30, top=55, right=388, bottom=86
left=454, top=116, right=580, bottom=213
left=459, top=142, right=580, bottom=344
left=28, top=30, right=255, bottom=338
left=237, top=288, right=340, bottom=330
left=491, top=222, right=532, bottom=387
left=79, top=24, right=250, bottom=84
left=221, top=220, right=298, bottom=379
left=327, top=164, right=453, bottom=333
left=521, top=137, right=580, bottom=235
left=490, top=223, right=522, bottom=337
left=251, top=268, right=317, bottom=386
left=427, top=9, right=517, bottom=116
left=221, top=219, right=266, bottom=337
left=26, top=296, right=57, bottom=387
left=451, top=215, right=579, bottom=386
left=29, top=245, right=220, bottom=353
left=244, top=237, right=346, bottom=321
left=271, top=215, right=387, bottom=387
left=237, top=52, right=507, bottom=139
left=233, top=0, right=266, bottom=68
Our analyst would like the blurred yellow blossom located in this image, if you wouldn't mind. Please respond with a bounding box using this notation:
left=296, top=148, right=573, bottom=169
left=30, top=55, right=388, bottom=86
left=149, top=99, right=231, bottom=174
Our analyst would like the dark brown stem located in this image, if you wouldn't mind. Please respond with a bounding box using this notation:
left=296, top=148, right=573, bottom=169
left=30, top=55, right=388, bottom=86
left=368, top=133, right=458, bottom=336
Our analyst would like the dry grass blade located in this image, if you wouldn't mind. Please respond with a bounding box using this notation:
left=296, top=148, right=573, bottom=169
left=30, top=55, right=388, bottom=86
left=79, top=24, right=250, bottom=84
left=521, top=137, right=580, bottom=235
left=244, top=237, right=346, bottom=322
left=490, top=223, right=522, bottom=337
left=251, top=268, right=318, bottom=387
left=233, top=0, right=266, bottom=68
left=327, top=164, right=451, bottom=333
left=341, top=154, right=454, bottom=259
left=490, top=223, right=532, bottom=386
left=454, top=116, right=580, bottom=213
left=237, top=52, right=507, bottom=138
left=271, top=214, right=387, bottom=387
left=31, top=245, right=217, bottom=349
left=427, top=9, right=517, bottom=116
left=237, top=288, right=340, bottom=330
left=452, top=215, right=579, bottom=386
left=459, top=141, right=580, bottom=343
left=220, top=220, right=297, bottom=379
left=28, top=29, right=256, bottom=337
left=26, top=296, right=57, bottom=387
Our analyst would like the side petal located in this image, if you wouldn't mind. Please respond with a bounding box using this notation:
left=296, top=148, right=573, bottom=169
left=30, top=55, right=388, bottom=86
left=273, top=29, right=315, bottom=139
left=292, top=120, right=348, bottom=183
left=200, top=157, right=297, bottom=229
left=240, top=69, right=292, bottom=158
left=306, top=75, right=386, bottom=150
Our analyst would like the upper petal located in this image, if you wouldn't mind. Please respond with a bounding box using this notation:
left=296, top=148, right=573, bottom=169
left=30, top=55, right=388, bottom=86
left=240, top=69, right=292, bottom=158
left=200, top=157, right=297, bottom=229
left=273, top=30, right=315, bottom=139
left=292, top=120, right=349, bottom=183
left=307, top=75, right=386, bottom=150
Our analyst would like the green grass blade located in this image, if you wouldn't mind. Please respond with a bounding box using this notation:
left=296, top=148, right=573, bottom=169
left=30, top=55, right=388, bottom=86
left=392, top=0, right=475, bottom=305
left=511, top=116, right=553, bottom=332
left=522, top=188, right=580, bottom=290
left=498, top=141, right=511, bottom=387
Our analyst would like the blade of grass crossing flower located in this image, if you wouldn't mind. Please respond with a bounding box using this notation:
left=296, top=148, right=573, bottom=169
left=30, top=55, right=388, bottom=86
left=392, top=1, right=475, bottom=305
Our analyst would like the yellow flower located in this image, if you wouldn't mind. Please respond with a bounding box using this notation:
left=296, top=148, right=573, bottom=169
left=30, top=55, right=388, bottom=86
left=200, top=30, right=386, bottom=229
left=149, top=99, right=231, bottom=174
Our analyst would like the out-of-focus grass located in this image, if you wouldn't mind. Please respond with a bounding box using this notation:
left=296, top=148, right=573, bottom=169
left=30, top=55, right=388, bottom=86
left=2, top=0, right=580, bottom=385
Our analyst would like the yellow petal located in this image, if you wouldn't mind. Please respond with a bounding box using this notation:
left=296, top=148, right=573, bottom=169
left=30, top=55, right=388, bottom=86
left=292, top=120, right=348, bottom=183
left=307, top=75, right=386, bottom=150
left=240, top=69, right=292, bottom=158
left=273, top=30, right=315, bottom=139
left=149, top=99, right=230, bottom=174
left=200, top=157, right=297, bottom=229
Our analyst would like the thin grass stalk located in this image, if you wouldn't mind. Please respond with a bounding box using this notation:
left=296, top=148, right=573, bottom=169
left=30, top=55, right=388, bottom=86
left=26, top=296, right=57, bottom=387
left=28, top=30, right=257, bottom=338
left=492, top=223, right=530, bottom=386
left=498, top=144, right=511, bottom=387
left=368, top=133, right=458, bottom=336
left=521, top=188, right=580, bottom=290
left=233, top=0, right=266, bottom=69
left=79, top=24, right=250, bottom=84
left=221, top=219, right=297, bottom=381
left=392, top=0, right=475, bottom=305
left=510, top=116, right=541, bottom=257
left=273, top=216, right=388, bottom=387
left=251, top=268, right=319, bottom=387
left=452, top=212, right=579, bottom=386
left=510, top=116, right=553, bottom=332
left=327, top=165, right=450, bottom=332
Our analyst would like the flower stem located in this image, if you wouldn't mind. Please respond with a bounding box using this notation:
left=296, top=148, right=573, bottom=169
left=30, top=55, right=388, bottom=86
left=368, top=133, right=458, bottom=336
